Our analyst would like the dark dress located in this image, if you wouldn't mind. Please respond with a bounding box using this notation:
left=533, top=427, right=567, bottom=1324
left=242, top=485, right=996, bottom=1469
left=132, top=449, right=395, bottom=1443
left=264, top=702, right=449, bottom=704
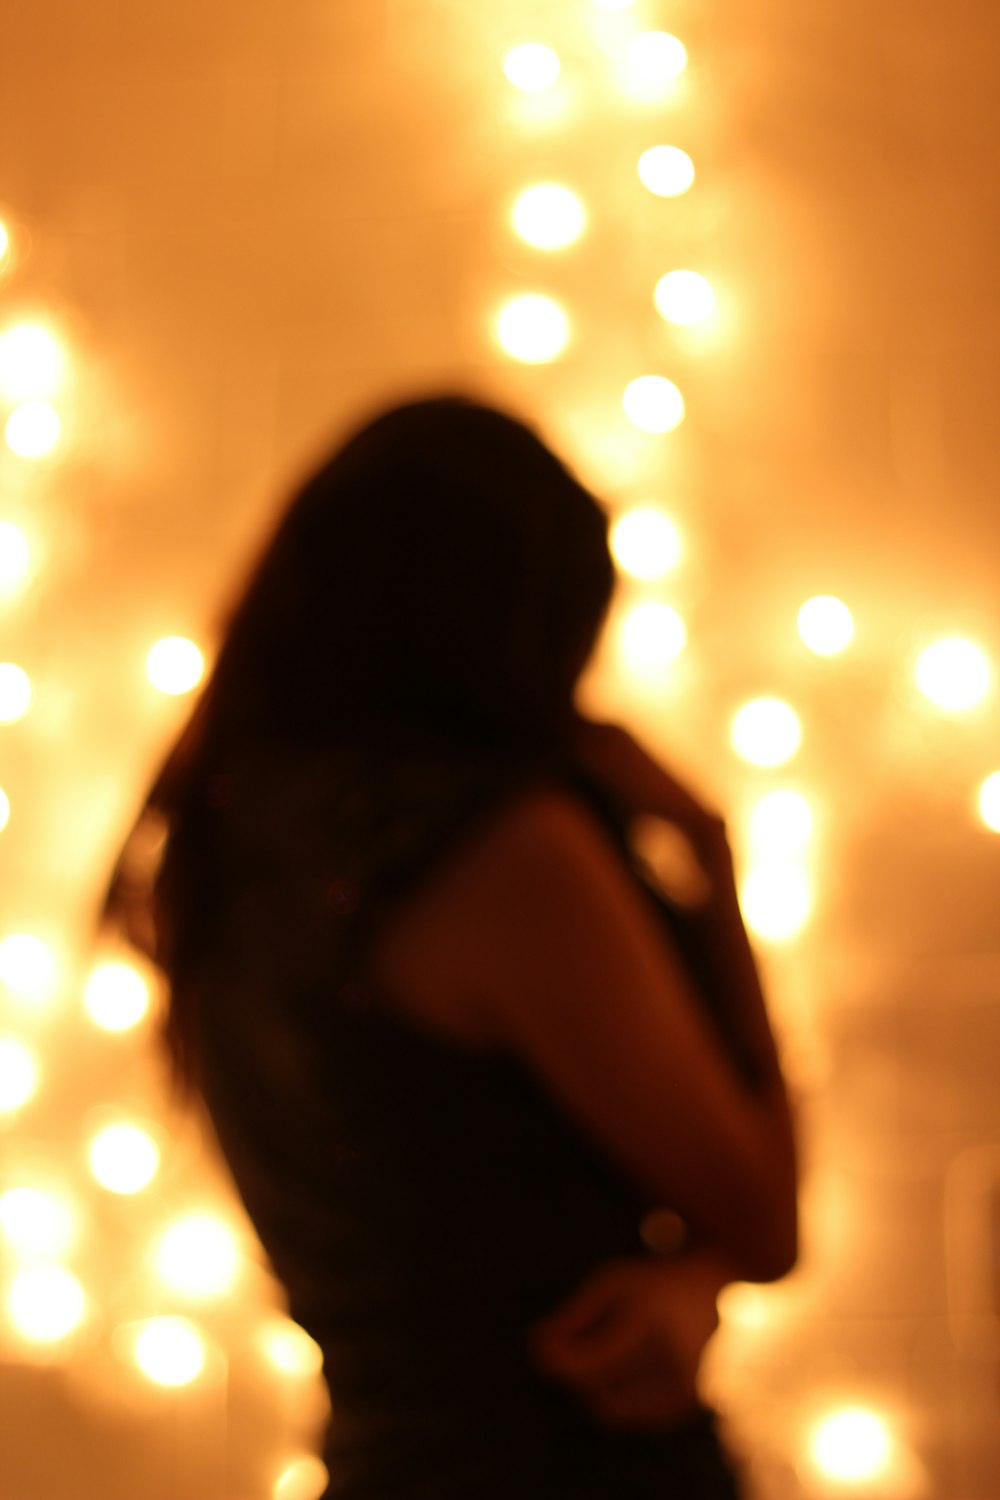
left=191, top=745, right=746, bottom=1499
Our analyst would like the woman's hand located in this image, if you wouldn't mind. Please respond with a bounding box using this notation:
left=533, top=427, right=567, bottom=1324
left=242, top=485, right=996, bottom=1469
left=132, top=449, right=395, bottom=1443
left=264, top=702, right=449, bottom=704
left=524, top=1253, right=725, bottom=1431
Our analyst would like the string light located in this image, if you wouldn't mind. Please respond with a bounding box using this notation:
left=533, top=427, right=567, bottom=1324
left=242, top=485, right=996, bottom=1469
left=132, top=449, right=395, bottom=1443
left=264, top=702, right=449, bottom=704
left=5, top=401, right=61, bottom=458
left=0, top=786, right=9, bottom=832
left=7, top=1265, right=87, bottom=1344
left=0, top=662, right=31, bottom=721
left=0, top=932, right=55, bottom=997
left=914, top=636, right=990, bottom=711
left=739, top=864, right=811, bottom=942
left=0, top=1187, right=77, bottom=1260
left=637, top=145, right=695, bottom=197
left=0, top=521, right=32, bottom=599
left=83, top=960, right=151, bottom=1032
left=260, top=1318, right=324, bottom=1379
left=622, top=375, right=685, bottom=433
left=748, top=789, right=813, bottom=855
left=511, top=184, right=586, bottom=250
left=798, top=595, right=855, bottom=655
left=624, top=31, right=687, bottom=86
left=494, top=293, right=570, bottom=363
left=730, top=697, right=802, bottom=767
left=654, top=270, right=715, bottom=327
left=0, top=1036, right=38, bottom=1112
left=145, top=636, right=205, bottom=696
left=88, top=1122, right=161, bottom=1195
left=502, top=44, right=560, bottom=93
left=153, top=1213, right=240, bottom=1298
left=620, top=601, right=687, bottom=673
left=977, top=771, right=1000, bottom=833
left=0, top=323, right=65, bottom=401
left=809, top=1406, right=893, bottom=1484
left=274, top=1457, right=330, bottom=1500
left=132, top=1317, right=207, bottom=1386
left=0, top=220, right=9, bottom=264
left=610, top=507, right=682, bottom=580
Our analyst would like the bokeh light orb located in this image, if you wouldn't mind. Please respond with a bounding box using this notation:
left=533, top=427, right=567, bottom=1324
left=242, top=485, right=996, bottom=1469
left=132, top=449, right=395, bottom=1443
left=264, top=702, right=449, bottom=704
left=625, top=31, right=687, bottom=83
left=610, top=507, right=682, bottom=580
left=274, top=1457, right=330, bottom=1500
left=0, top=521, right=32, bottom=599
left=622, top=375, right=685, bottom=433
left=977, top=770, right=1000, bottom=833
left=495, top=294, right=569, bottom=363
left=511, top=184, right=586, bottom=250
left=0, top=932, right=54, bottom=996
left=0, top=323, right=65, bottom=401
left=740, top=865, right=811, bottom=942
left=133, top=1317, right=207, bottom=1386
left=798, top=595, right=855, bottom=655
left=621, top=602, right=687, bottom=673
left=83, top=960, right=151, bottom=1032
left=0, top=786, right=9, bottom=833
left=749, top=790, right=813, bottom=855
left=502, top=43, right=560, bottom=92
left=810, top=1406, right=893, bottom=1483
left=0, top=221, right=9, bottom=262
left=146, top=636, right=204, bottom=696
left=88, top=1123, right=161, bottom=1194
left=7, top=1265, right=86, bottom=1344
left=154, top=1214, right=240, bottom=1298
left=0, top=662, right=31, bottom=722
left=5, top=401, right=61, bottom=458
left=0, top=1187, right=77, bottom=1260
left=593, top=0, right=635, bottom=9
left=637, top=146, right=695, bottom=197
left=0, top=1036, right=38, bottom=1113
left=730, top=697, right=802, bottom=767
left=261, top=1318, right=324, bottom=1378
left=654, top=270, right=715, bottom=327
left=914, top=636, right=990, bottom=711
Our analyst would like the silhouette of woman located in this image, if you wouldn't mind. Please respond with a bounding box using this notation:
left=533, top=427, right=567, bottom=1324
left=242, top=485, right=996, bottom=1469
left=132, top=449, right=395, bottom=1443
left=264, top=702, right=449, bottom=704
left=104, top=395, right=797, bottom=1498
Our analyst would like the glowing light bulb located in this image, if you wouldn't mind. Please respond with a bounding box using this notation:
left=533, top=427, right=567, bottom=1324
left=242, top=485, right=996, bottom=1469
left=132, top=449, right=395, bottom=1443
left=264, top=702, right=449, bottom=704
left=977, top=771, right=1000, bottom=833
left=274, top=1457, right=330, bottom=1500
left=914, top=636, right=990, bottom=711
left=0, top=933, right=54, bottom=997
left=5, top=402, right=61, bottom=458
left=620, top=602, right=687, bottom=673
left=494, top=294, right=569, bottom=363
left=0, top=1187, right=77, bottom=1260
left=0, top=662, right=31, bottom=722
left=610, top=507, right=682, bottom=580
left=625, top=31, right=687, bottom=85
left=503, top=43, right=560, bottom=92
left=154, top=1214, right=240, bottom=1298
left=133, top=1316, right=207, bottom=1386
left=0, top=324, right=65, bottom=401
left=740, top=865, right=811, bottom=941
left=654, top=270, right=715, bottom=327
left=0, top=521, right=32, bottom=599
left=749, top=790, right=813, bottom=855
left=798, top=595, right=855, bottom=655
left=0, top=787, right=9, bottom=832
left=622, top=376, right=685, bottom=433
left=730, top=697, right=802, bottom=767
left=146, top=636, right=204, bottom=695
left=83, top=960, right=150, bottom=1032
left=7, top=1265, right=86, bottom=1343
left=810, top=1406, right=893, bottom=1483
left=638, top=146, right=695, bottom=197
left=0, top=1036, right=38, bottom=1112
left=511, top=184, right=586, bottom=250
left=88, top=1123, right=161, bottom=1194
left=260, top=1318, right=324, bottom=1378
left=0, top=222, right=9, bottom=262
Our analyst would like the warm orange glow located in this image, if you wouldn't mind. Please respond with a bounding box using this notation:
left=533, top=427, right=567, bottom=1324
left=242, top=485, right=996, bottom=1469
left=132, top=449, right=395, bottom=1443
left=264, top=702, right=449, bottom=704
left=0, top=662, right=31, bottom=722
left=0, top=1036, right=38, bottom=1113
left=0, top=1186, right=77, bottom=1260
left=4, top=401, right=61, bottom=457
left=0, top=221, right=9, bottom=263
left=914, top=636, right=990, bottom=711
left=610, top=506, right=682, bottom=580
left=511, top=184, right=586, bottom=249
left=654, top=270, right=715, bottom=327
left=260, top=1318, right=324, bottom=1378
left=502, top=43, right=560, bottom=92
left=798, top=595, right=855, bottom=655
left=637, top=145, right=695, bottom=197
left=0, top=787, right=9, bottom=833
left=273, top=1457, right=330, bottom=1500
left=153, top=1214, right=240, bottom=1298
left=494, top=294, right=570, bottom=363
left=978, top=771, right=1000, bottom=832
left=622, top=375, right=685, bottom=432
left=730, top=697, right=802, bottom=767
left=0, top=323, right=65, bottom=401
left=145, top=636, right=205, bottom=695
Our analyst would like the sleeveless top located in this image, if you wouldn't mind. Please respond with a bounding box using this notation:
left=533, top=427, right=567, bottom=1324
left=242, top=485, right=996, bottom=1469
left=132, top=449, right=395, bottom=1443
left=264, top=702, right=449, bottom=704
left=190, top=744, right=745, bottom=1499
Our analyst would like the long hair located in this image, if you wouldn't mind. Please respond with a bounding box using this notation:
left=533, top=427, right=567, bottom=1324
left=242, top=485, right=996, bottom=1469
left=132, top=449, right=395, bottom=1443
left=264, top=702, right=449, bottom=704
left=102, top=394, right=616, bottom=1102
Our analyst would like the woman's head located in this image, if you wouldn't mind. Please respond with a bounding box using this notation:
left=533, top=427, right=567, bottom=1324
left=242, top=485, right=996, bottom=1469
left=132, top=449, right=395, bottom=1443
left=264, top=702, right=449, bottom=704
left=189, top=394, right=615, bottom=763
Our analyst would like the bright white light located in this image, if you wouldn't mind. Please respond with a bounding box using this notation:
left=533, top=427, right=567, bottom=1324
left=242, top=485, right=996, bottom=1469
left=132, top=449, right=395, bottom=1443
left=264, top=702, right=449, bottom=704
left=0, top=662, right=31, bottom=722
left=511, top=184, right=586, bottom=250
left=133, top=1317, right=207, bottom=1386
left=625, top=31, right=687, bottom=84
left=7, top=1265, right=86, bottom=1343
left=810, top=1406, right=893, bottom=1483
left=260, top=1319, right=324, bottom=1378
left=622, top=376, right=685, bottom=433
left=749, top=790, right=814, bottom=855
left=0, top=1187, right=77, bottom=1259
left=610, top=507, right=682, bottom=581
left=88, top=1123, right=161, bottom=1195
left=638, top=146, right=695, bottom=197
left=5, top=402, right=61, bottom=458
left=154, top=1214, right=240, bottom=1298
left=0, top=1036, right=38, bottom=1112
left=0, top=222, right=9, bottom=262
left=593, top=0, right=635, bottom=9
left=798, top=595, right=855, bottom=655
left=0, top=521, right=32, bottom=599
left=977, top=771, right=1000, bottom=833
left=730, top=697, right=802, bottom=767
left=83, top=961, right=150, bottom=1032
left=146, top=636, right=204, bottom=696
left=621, top=602, right=687, bottom=673
left=914, top=636, right=990, bottom=711
left=503, top=43, right=560, bottom=93
left=0, top=787, right=8, bottom=833
left=0, top=933, right=54, bottom=996
left=654, top=270, right=715, bottom=327
left=274, top=1457, right=330, bottom=1500
left=740, top=865, right=811, bottom=941
left=0, top=324, right=65, bottom=401
left=495, top=294, right=570, bottom=363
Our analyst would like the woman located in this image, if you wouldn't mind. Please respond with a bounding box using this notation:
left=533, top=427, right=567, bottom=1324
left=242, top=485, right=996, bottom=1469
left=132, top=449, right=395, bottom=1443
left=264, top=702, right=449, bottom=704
left=104, top=395, right=797, bottom=1498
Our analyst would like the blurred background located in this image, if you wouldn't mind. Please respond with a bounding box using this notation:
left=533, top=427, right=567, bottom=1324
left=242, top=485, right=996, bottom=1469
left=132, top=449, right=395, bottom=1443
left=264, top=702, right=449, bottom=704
left=1, top=1, right=998, bottom=1496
